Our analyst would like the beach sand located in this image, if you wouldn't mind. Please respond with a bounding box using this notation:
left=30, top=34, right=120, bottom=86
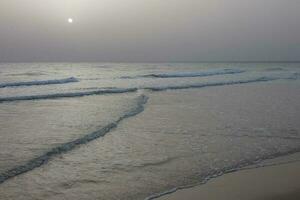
left=158, top=152, right=300, bottom=200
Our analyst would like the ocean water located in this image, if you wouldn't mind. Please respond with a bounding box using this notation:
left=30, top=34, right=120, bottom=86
left=0, top=62, right=299, bottom=199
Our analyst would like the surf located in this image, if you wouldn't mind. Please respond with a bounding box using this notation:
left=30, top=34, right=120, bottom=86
left=0, top=77, right=79, bottom=88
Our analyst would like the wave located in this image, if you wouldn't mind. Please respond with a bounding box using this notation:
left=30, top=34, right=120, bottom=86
left=0, top=88, right=138, bottom=103
left=287, top=72, right=300, bottom=80
left=264, top=67, right=286, bottom=71
left=0, top=77, right=279, bottom=103
left=145, top=147, right=300, bottom=200
left=0, top=76, right=286, bottom=103
left=0, top=95, right=148, bottom=184
left=0, top=77, right=79, bottom=88
left=143, top=77, right=277, bottom=91
left=121, top=69, right=245, bottom=79
left=8, top=72, right=47, bottom=77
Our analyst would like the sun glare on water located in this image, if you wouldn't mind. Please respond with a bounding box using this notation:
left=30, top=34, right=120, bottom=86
left=68, top=18, right=73, bottom=23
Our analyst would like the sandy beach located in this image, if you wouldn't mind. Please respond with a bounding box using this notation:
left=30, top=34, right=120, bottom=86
left=158, top=152, right=300, bottom=200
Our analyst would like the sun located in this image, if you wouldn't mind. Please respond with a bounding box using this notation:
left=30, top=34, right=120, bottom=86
left=68, top=18, right=73, bottom=23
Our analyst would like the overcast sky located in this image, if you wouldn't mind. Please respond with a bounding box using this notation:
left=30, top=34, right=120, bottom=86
left=0, top=0, right=299, bottom=62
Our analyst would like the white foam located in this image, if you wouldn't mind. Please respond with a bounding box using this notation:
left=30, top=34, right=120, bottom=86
left=0, top=77, right=79, bottom=88
left=0, top=88, right=138, bottom=103
left=122, top=69, right=245, bottom=79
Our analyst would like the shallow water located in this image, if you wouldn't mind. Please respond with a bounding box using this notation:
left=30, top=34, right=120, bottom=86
left=0, top=62, right=299, bottom=199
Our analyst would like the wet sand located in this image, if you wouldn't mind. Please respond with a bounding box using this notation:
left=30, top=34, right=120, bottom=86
left=158, top=152, right=300, bottom=200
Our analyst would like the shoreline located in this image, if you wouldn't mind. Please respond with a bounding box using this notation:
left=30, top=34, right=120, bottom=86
left=154, top=152, right=300, bottom=200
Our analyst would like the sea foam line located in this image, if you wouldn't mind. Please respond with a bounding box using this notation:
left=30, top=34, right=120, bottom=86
left=143, top=77, right=277, bottom=91
left=0, top=77, right=79, bottom=88
left=0, top=95, right=148, bottom=184
left=121, top=69, right=245, bottom=79
left=0, top=77, right=278, bottom=103
left=0, top=88, right=137, bottom=103
left=145, top=147, right=300, bottom=200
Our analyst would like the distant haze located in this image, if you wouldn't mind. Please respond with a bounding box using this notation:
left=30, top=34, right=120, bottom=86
left=0, top=0, right=299, bottom=62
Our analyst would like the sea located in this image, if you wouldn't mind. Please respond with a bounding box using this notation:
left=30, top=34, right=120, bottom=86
left=0, top=62, right=299, bottom=200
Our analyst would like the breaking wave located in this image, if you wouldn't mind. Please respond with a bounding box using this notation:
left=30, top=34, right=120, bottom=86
left=0, top=77, right=281, bottom=103
left=0, top=88, right=138, bottom=103
left=145, top=147, right=300, bottom=200
left=288, top=72, right=300, bottom=80
left=121, top=69, right=245, bottom=79
left=143, top=77, right=277, bottom=91
left=0, top=77, right=79, bottom=88
left=0, top=95, right=148, bottom=184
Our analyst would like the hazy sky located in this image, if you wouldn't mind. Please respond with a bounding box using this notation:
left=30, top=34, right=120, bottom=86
left=0, top=0, right=299, bottom=62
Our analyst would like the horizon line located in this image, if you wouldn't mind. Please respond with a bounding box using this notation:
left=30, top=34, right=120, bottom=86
left=1, top=61, right=300, bottom=64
